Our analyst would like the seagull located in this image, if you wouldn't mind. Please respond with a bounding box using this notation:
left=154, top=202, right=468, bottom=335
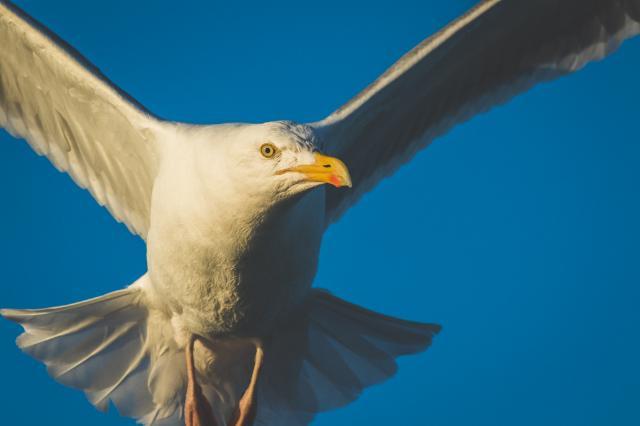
left=1, top=0, right=639, bottom=425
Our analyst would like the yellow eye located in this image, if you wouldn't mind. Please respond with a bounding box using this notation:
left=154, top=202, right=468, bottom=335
left=260, top=143, right=277, bottom=158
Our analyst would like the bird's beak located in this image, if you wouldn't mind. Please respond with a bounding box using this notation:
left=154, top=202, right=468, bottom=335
left=277, top=152, right=352, bottom=188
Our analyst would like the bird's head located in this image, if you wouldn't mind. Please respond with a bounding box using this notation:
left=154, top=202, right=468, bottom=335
left=223, top=121, right=351, bottom=202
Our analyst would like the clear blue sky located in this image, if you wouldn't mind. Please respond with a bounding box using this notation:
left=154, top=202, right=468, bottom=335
left=1, top=1, right=639, bottom=425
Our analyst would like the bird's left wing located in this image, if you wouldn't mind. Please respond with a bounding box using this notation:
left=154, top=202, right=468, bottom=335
left=0, top=1, right=166, bottom=238
left=313, top=0, right=640, bottom=225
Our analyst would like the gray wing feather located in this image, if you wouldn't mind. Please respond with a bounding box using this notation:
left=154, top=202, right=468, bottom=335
left=0, top=1, right=165, bottom=238
left=314, top=0, right=640, bottom=224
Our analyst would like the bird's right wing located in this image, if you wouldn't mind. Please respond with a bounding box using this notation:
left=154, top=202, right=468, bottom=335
left=313, top=0, right=640, bottom=226
left=0, top=1, right=167, bottom=239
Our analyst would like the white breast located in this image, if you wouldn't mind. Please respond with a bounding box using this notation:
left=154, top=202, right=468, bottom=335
left=145, top=140, right=325, bottom=337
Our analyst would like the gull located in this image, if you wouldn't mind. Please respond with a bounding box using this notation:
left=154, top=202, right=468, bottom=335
left=1, top=0, right=639, bottom=425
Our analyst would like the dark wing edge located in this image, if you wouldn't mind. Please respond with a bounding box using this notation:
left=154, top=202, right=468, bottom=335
left=0, top=0, right=168, bottom=238
left=312, top=0, right=640, bottom=225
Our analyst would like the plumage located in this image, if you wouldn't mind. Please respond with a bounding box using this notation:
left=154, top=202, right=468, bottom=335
left=0, top=0, right=638, bottom=425
left=315, top=0, right=640, bottom=224
left=0, top=0, right=162, bottom=237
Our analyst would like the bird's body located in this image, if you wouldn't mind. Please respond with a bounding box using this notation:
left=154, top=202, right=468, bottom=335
left=146, top=123, right=325, bottom=336
left=1, top=0, right=639, bottom=425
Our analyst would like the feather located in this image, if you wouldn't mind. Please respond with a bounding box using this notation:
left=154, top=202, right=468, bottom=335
left=254, top=290, right=441, bottom=425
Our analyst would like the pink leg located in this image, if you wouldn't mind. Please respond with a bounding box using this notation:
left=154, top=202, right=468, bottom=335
left=231, top=340, right=264, bottom=426
left=185, top=335, right=217, bottom=426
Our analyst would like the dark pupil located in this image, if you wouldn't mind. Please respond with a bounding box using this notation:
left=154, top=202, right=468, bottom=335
left=264, top=147, right=272, bottom=155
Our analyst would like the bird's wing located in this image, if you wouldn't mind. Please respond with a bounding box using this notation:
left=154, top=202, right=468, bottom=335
left=313, top=0, right=640, bottom=225
left=0, top=1, right=165, bottom=238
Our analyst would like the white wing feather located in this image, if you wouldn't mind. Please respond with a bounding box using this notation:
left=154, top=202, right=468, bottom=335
left=0, top=1, right=166, bottom=238
left=314, top=0, right=640, bottom=225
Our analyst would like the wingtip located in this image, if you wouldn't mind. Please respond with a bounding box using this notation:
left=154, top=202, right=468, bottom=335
left=0, top=308, right=24, bottom=322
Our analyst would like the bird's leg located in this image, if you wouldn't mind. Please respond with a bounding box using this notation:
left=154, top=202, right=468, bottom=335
left=231, top=339, right=264, bottom=426
left=185, top=335, right=217, bottom=426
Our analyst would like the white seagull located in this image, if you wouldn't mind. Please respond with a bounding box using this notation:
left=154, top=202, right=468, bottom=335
left=1, top=0, right=639, bottom=425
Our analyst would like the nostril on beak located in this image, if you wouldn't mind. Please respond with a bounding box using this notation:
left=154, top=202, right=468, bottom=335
left=322, top=164, right=331, bottom=168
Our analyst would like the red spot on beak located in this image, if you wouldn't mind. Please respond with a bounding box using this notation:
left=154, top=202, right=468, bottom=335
left=329, top=175, right=342, bottom=187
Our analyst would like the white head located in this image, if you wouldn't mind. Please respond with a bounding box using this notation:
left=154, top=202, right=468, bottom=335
left=216, top=121, right=352, bottom=205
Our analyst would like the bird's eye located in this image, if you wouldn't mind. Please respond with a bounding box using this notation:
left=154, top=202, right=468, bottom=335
left=260, top=143, right=277, bottom=158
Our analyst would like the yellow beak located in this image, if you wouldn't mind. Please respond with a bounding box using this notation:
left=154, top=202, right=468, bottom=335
left=277, top=152, right=352, bottom=188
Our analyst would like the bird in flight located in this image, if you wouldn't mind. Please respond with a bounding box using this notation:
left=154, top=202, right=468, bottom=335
left=1, top=0, right=638, bottom=425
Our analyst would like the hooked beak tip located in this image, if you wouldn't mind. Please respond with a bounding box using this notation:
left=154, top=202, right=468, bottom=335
left=277, top=152, right=352, bottom=189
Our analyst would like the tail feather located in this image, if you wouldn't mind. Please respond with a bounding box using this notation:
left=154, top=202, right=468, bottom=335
left=313, top=291, right=438, bottom=354
left=255, top=289, right=441, bottom=426
left=3, top=284, right=441, bottom=426
left=1, top=278, right=186, bottom=425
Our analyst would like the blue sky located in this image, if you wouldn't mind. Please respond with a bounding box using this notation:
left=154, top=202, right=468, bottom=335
left=1, top=1, right=640, bottom=425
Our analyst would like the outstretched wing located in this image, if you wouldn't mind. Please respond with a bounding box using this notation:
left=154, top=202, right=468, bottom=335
left=314, top=0, right=640, bottom=225
left=0, top=1, right=166, bottom=238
